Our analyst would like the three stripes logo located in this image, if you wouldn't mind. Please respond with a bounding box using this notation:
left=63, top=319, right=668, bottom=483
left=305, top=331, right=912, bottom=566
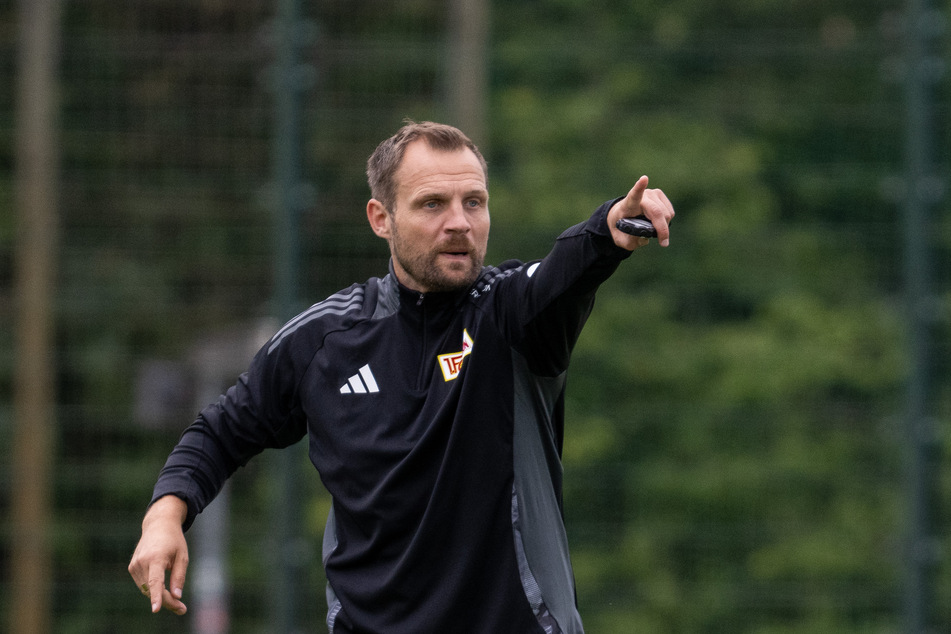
left=339, top=364, right=380, bottom=394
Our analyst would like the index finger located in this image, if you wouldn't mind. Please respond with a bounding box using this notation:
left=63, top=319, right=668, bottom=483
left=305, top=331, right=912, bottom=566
left=622, top=175, right=649, bottom=214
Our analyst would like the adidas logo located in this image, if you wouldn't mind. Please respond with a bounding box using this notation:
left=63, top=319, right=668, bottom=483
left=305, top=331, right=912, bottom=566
left=339, top=364, right=379, bottom=394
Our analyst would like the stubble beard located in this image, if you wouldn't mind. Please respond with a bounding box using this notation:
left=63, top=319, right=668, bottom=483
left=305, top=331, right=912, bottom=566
left=390, top=228, right=484, bottom=293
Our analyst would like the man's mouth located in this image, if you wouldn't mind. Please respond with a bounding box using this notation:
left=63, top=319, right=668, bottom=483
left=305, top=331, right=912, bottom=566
left=438, top=243, right=472, bottom=259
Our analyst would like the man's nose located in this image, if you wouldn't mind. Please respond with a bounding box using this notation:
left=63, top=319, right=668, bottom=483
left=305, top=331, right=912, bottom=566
left=444, top=200, right=471, bottom=232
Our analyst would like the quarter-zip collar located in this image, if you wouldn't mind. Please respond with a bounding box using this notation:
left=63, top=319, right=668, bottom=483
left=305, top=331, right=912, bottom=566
left=384, top=259, right=472, bottom=389
left=387, top=258, right=472, bottom=314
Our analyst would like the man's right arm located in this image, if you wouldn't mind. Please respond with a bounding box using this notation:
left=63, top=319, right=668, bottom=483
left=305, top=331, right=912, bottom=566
left=152, top=335, right=313, bottom=530
left=130, top=310, right=317, bottom=613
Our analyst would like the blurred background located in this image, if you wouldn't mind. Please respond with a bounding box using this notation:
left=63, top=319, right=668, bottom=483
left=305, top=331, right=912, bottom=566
left=1, top=0, right=949, bottom=632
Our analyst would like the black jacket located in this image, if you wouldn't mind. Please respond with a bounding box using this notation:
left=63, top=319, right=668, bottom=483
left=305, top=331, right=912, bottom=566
left=152, top=199, right=631, bottom=633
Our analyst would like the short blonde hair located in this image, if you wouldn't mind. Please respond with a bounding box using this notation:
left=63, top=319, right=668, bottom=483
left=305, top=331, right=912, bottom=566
left=366, top=120, right=488, bottom=213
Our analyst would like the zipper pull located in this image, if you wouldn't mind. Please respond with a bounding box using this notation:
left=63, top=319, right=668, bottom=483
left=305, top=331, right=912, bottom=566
left=416, top=293, right=425, bottom=307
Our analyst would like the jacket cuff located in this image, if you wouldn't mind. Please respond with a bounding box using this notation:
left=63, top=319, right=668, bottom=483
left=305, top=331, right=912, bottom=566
left=558, top=197, right=632, bottom=260
left=150, top=487, right=198, bottom=531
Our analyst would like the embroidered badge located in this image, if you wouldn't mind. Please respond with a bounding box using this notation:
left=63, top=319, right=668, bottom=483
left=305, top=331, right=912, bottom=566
left=437, top=329, right=474, bottom=382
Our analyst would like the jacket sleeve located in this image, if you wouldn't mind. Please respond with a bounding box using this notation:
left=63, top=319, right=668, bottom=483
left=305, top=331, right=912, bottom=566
left=492, top=198, right=633, bottom=377
left=150, top=323, right=312, bottom=530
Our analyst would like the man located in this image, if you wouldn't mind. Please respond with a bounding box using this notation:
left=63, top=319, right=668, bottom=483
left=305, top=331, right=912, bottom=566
left=129, top=121, right=674, bottom=633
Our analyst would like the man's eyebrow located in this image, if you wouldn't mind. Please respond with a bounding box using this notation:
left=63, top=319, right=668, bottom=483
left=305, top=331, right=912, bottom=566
left=460, top=189, right=489, bottom=201
left=409, top=190, right=449, bottom=204
left=409, top=188, right=487, bottom=204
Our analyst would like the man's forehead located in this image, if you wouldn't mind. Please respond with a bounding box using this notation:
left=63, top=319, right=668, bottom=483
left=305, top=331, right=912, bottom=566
left=396, top=141, right=487, bottom=190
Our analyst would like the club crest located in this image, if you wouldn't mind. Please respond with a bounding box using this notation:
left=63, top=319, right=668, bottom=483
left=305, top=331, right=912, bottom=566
left=437, top=329, right=474, bottom=382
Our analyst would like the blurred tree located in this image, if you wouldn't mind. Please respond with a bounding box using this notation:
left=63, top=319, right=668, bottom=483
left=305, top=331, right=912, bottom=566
left=486, top=0, right=942, bottom=632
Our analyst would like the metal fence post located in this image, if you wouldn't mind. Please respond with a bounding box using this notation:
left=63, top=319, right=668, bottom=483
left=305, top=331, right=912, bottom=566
left=10, top=1, right=61, bottom=632
left=268, top=0, right=314, bottom=631
left=901, top=0, right=944, bottom=631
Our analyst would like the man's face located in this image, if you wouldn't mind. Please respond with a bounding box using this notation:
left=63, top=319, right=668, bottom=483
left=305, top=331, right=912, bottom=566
left=372, top=140, right=490, bottom=294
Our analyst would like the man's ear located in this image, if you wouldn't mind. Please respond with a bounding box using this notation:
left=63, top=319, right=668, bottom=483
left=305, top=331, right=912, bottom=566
left=367, top=199, right=390, bottom=239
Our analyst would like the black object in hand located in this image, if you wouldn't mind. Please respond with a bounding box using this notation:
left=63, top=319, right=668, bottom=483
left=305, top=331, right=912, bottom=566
left=615, top=216, right=658, bottom=238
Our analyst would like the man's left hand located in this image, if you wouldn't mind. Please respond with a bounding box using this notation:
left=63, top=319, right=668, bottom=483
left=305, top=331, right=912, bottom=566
left=607, top=175, right=675, bottom=251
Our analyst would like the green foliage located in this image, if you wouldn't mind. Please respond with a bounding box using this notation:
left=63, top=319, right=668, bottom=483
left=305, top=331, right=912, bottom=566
left=488, top=1, right=943, bottom=631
